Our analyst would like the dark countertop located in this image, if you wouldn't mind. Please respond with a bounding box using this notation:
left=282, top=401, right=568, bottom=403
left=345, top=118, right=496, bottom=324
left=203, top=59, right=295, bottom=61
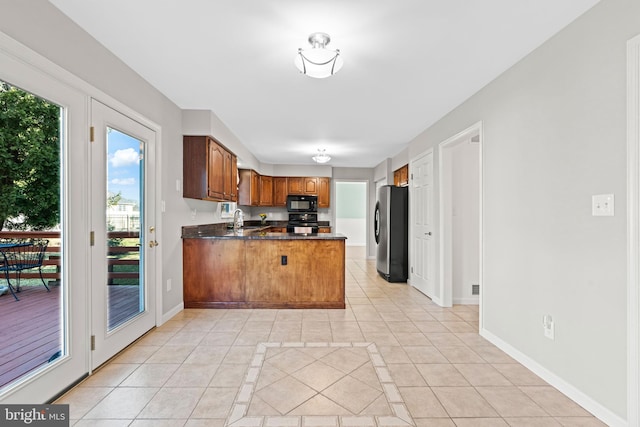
left=182, top=223, right=345, bottom=240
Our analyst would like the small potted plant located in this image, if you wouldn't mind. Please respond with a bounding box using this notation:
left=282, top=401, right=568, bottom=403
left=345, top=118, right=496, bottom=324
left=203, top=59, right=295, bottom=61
left=259, top=213, right=267, bottom=225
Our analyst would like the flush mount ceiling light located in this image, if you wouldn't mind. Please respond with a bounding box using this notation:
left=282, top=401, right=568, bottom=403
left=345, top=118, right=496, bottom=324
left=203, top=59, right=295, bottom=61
left=295, top=32, right=343, bottom=79
left=312, top=149, right=331, bottom=163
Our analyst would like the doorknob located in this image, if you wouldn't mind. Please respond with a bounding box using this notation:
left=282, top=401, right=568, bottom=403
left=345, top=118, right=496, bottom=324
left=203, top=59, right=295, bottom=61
left=149, top=240, right=159, bottom=248
left=425, top=232, right=432, bottom=236
left=149, top=226, right=155, bottom=233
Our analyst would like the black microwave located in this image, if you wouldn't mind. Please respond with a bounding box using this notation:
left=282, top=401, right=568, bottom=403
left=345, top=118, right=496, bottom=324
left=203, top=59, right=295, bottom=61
left=286, top=195, right=318, bottom=212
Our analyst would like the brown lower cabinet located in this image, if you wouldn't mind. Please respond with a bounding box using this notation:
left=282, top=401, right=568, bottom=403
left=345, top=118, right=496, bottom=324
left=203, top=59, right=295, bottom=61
left=182, top=239, right=245, bottom=302
left=183, top=238, right=345, bottom=309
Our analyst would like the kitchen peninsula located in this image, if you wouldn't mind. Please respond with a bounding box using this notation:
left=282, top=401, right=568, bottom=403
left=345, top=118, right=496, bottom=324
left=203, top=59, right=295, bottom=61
left=182, top=223, right=346, bottom=309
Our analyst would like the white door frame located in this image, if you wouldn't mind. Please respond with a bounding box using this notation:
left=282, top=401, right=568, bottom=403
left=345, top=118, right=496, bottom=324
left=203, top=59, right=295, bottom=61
left=437, top=122, right=483, bottom=320
left=0, top=33, right=89, bottom=403
left=626, top=33, right=640, bottom=427
left=333, top=179, right=369, bottom=248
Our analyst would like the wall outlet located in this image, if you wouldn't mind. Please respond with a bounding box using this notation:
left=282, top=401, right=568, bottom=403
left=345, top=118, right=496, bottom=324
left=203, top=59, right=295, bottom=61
left=543, top=314, right=554, bottom=340
left=191, top=209, right=197, bottom=219
left=167, top=278, right=172, bottom=292
left=592, top=194, right=614, bottom=216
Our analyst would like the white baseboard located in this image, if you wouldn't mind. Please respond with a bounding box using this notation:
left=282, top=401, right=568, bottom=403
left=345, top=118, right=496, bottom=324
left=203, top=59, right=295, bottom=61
left=160, top=302, right=184, bottom=325
left=453, top=297, right=479, bottom=305
left=480, top=328, right=627, bottom=427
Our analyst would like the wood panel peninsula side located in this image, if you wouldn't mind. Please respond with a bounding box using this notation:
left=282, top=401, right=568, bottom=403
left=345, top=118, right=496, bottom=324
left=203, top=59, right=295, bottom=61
left=182, top=224, right=346, bottom=309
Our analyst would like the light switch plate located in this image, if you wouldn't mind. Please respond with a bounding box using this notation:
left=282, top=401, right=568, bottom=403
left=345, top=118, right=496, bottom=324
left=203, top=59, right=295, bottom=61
left=543, top=314, right=554, bottom=340
left=592, top=194, right=614, bottom=216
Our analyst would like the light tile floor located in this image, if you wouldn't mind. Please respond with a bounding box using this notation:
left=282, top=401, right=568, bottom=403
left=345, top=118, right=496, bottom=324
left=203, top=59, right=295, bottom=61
left=58, top=252, right=606, bottom=426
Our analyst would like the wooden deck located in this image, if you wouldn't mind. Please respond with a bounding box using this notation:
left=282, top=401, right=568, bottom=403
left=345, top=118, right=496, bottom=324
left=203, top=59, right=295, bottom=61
left=0, top=231, right=142, bottom=284
left=0, top=284, right=141, bottom=389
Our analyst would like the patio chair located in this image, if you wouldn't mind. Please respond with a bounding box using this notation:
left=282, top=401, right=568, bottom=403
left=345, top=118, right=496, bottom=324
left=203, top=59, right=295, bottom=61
left=0, top=239, right=50, bottom=301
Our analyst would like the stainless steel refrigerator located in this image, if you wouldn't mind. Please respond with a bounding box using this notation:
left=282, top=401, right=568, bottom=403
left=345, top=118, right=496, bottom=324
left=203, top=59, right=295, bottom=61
left=374, top=185, right=408, bottom=282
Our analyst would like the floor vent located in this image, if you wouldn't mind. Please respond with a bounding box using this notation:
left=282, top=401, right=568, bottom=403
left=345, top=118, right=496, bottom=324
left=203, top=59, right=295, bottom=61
left=472, top=284, right=480, bottom=295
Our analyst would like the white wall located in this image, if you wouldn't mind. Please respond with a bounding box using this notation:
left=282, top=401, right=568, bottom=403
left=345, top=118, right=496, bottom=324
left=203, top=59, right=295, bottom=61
left=271, top=164, right=332, bottom=177
left=374, top=158, right=392, bottom=183
left=394, top=0, right=636, bottom=421
left=451, top=141, right=479, bottom=304
left=391, top=147, right=410, bottom=172
left=335, top=182, right=367, bottom=246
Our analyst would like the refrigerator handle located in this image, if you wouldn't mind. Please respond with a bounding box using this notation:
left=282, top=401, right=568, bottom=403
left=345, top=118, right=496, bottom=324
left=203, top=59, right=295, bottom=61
left=374, top=202, right=380, bottom=244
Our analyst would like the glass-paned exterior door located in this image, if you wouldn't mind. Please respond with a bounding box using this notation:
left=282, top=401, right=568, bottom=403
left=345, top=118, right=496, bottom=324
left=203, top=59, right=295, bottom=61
left=106, top=127, right=145, bottom=330
left=0, top=81, right=65, bottom=391
left=91, top=100, right=156, bottom=369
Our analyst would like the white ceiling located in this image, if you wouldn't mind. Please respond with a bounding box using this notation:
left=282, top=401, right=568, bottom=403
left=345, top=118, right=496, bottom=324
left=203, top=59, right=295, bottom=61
left=49, top=0, right=598, bottom=167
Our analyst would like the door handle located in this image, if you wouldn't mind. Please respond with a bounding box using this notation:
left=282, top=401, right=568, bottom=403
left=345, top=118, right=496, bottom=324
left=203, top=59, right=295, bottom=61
left=149, top=240, right=159, bottom=248
left=425, top=232, right=432, bottom=236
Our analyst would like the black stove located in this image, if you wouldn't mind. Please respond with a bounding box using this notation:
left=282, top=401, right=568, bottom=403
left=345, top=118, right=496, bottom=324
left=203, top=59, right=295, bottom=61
left=287, top=212, right=319, bottom=233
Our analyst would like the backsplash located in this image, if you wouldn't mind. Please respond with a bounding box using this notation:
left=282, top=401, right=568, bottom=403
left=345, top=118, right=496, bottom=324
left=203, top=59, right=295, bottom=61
left=184, top=199, right=332, bottom=225
left=242, top=206, right=332, bottom=223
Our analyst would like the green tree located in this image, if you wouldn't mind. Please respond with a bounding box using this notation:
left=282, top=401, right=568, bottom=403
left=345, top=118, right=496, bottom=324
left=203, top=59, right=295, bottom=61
left=0, top=81, right=60, bottom=230
left=107, top=192, right=123, bottom=247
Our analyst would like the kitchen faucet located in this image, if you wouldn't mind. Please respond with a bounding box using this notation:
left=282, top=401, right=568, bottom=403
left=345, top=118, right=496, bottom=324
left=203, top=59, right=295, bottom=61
left=233, top=208, right=244, bottom=230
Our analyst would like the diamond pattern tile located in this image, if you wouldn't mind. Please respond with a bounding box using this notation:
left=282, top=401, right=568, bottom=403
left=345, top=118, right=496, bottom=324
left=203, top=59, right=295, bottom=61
left=320, top=347, right=369, bottom=374
left=322, top=375, right=383, bottom=414
left=255, top=376, right=317, bottom=414
left=267, top=348, right=317, bottom=374
left=227, top=343, right=413, bottom=426
left=291, top=360, right=345, bottom=392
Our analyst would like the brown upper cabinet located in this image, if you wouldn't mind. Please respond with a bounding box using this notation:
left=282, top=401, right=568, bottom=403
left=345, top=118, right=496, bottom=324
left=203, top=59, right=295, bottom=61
left=239, top=169, right=330, bottom=207
left=289, top=177, right=319, bottom=195
left=287, top=177, right=304, bottom=195
left=259, top=175, right=273, bottom=206
left=303, top=177, right=317, bottom=194
left=318, top=177, right=330, bottom=208
left=273, top=177, right=288, bottom=207
left=394, top=164, right=409, bottom=187
left=183, top=135, right=237, bottom=202
left=238, top=169, right=260, bottom=206
left=223, top=149, right=238, bottom=201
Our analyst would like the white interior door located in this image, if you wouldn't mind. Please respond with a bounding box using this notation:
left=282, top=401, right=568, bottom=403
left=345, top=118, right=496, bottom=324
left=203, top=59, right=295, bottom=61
left=90, top=100, right=156, bottom=368
left=410, top=150, right=435, bottom=299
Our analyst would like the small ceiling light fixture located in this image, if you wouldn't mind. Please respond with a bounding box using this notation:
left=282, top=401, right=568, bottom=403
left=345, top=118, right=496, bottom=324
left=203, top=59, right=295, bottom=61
left=295, top=32, right=343, bottom=78
left=312, top=149, right=331, bottom=163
